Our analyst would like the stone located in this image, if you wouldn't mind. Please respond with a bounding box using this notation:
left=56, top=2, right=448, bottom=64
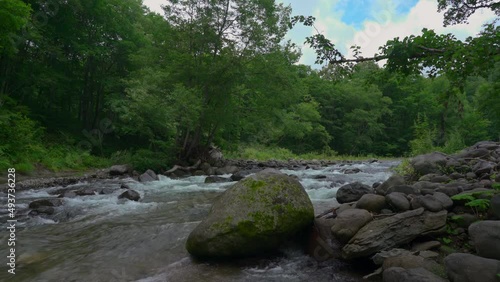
left=120, top=183, right=132, bottom=189
left=418, top=250, right=439, bottom=259
left=342, top=208, right=447, bottom=260
left=331, top=208, right=373, bottom=243
left=336, top=203, right=355, bottom=215
left=469, top=220, right=500, bottom=260
left=430, top=175, right=451, bottom=183
left=29, top=198, right=63, bottom=209
left=376, top=175, right=406, bottom=195
left=387, top=185, right=420, bottom=195
left=31, top=206, right=55, bottom=215
left=372, top=248, right=413, bottom=265
left=336, top=182, right=373, bottom=203
left=445, top=253, right=500, bottom=282
left=385, top=192, right=410, bottom=211
left=412, top=241, right=441, bottom=252
left=58, top=191, right=77, bottom=198
left=473, top=160, right=495, bottom=176
left=412, top=181, right=441, bottom=191
left=355, top=194, right=387, bottom=213
left=186, top=170, right=314, bottom=258
left=139, top=169, right=158, bottom=182
left=118, top=190, right=140, bottom=201
left=453, top=213, right=478, bottom=229
left=455, top=148, right=491, bottom=159
left=410, top=152, right=449, bottom=176
left=432, top=192, right=453, bottom=210
left=411, top=195, right=444, bottom=212
left=193, top=170, right=205, bottom=176
left=215, top=165, right=239, bottom=175
left=343, top=168, right=361, bottom=174
left=491, top=194, right=500, bottom=219
left=204, top=176, right=232, bottom=183
left=109, top=165, right=130, bottom=176
left=230, top=170, right=259, bottom=181
left=383, top=267, right=446, bottom=282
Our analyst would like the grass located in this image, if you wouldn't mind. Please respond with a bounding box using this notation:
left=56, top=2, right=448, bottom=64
left=224, top=145, right=399, bottom=161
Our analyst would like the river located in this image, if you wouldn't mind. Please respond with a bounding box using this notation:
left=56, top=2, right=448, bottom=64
left=0, top=161, right=398, bottom=282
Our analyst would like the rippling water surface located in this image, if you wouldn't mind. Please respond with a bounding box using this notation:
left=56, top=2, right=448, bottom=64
left=0, top=161, right=399, bottom=282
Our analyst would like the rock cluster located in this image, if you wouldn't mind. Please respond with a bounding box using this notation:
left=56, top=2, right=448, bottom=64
left=317, top=141, right=500, bottom=282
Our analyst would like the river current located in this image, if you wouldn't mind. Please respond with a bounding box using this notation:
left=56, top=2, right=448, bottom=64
left=0, top=161, right=398, bottom=282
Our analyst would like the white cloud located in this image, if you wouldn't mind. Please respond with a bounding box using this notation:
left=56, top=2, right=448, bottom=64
left=344, top=0, right=496, bottom=64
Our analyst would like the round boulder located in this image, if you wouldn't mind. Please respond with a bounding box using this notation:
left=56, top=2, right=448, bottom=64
left=331, top=208, right=372, bottom=243
left=356, top=194, right=387, bottom=213
left=336, top=182, right=373, bottom=203
left=186, top=169, right=314, bottom=258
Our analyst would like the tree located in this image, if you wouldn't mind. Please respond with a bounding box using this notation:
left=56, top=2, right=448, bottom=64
left=0, top=0, right=31, bottom=55
left=437, top=0, right=500, bottom=26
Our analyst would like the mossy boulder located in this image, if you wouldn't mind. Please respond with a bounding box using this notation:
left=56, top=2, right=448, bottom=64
left=186, top=169, right=314, bottom=258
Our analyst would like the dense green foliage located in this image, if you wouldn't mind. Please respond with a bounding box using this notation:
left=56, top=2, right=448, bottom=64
left=0, top=0, right=498, bottom=172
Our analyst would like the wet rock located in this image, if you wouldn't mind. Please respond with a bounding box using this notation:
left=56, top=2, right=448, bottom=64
left=109, top=165, right=130, bottom=176
left=445, top=253, right=500, bottom=282
left=355, top=194, right=387, bottom=213
left=342, top=208, right=447, bottom=260
left=118, top=189, right=140, bottom=201
left=30, top=206, right=55, bottom=215
left=120, top=183, right=132, bottom=189
left=205, top=176, right=232, bottom=183
left=469, top=220, right=500, bottom=260
left=58, top=191, right=77, bottom=198
left=331, top=208, right=372, bottom=243
left=230, top=169, right=260, bottom=181
left=376, top=175, right=406, bottom=195
left=215, top=165, right=239, bottom=175
left=336, top=182, right=373, bottom=204
left=383, top=267, right=446, bottom=282
left=75, top=189, right=99, bottom=196
left=186, top=170, right=314, bottom=258
left=343, top=168, right=361, bottom=174
left=139, top=169, right=158, bottom=182
left=385, top=192, right=410, bottom=211
left=29, top=198, right=63, bottom=209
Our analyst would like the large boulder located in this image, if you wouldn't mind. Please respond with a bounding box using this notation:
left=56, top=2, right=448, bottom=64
left=468, top=220, right=500, bottom=260
left=336, top=182, right=373, bottom=203
left=186, top=169, right=314, bottom=258
left=445, top=253, right=500, bottom=282
left=331, top=208, right=372, bottom=243
left=342, top=208, right=447, bottom=259
left=410, top=152, right=449, bottom=176
left=385, top=192, right=410, bottom=212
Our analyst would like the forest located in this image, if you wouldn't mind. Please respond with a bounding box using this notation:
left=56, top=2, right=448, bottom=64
left=0, top=0, right=499, bottom=172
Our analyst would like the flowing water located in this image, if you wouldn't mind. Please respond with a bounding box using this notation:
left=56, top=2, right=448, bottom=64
left=0, top=161, right=399, bottom=282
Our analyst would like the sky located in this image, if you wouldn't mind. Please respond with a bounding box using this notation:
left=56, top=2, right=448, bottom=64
left=143, top=0, right=497, bottom=67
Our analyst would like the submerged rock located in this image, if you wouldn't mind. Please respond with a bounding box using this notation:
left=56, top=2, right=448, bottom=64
left=186, top=169, right=314, bottom=258
left=118, top=189, right=141, bottom=201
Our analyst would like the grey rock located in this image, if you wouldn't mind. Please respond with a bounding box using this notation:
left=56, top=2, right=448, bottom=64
left=387, top=185, right=420, bottom=195
left=383, top=267, right=446, bottom=282
left=139, top=169, right=158, bottom=182
left=385, top=192, right=410, bottom=211
left=455, top=148, right=491, bottom=159
left=376, top=175, right=406, bottom=195
left=430, top=175, right=451, bottom=183
left=432, top=192, right=453, bottom=210
left=355, top=194, right=387, bottom=213
left=453, top=213, right=478, bottom=229
left=410, top=152, right=449, bottom=175
left=204, top=176, right=232, bottom=183
left=118, top=189, right=141, bottom=201
left=418, top=250, right=439, bottom=259
left=109, top=164, right=130, bottom=176
left=445, top=253, right=500, bottom=282
left=336, top=203, right=355, bottom=215
left=120, top=183, right=132, bottom=189
left=491, top=194, right=500, bottom=218
left=411, top=195, right=444, bottom=212
left=469, top=220, right=500, bottom=260
left=342, top=208, right=447, bottom=259
left=331, top=208, right=373, bottom=243
left=473, top=160, right=495, bottom=176
left=413, top=181, right=441, bottom=191
left=336, top=182, right=373, bottom=203
left=412, top=241, right=441, bottom=252
left=372, top=248, right=413, bottom=265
